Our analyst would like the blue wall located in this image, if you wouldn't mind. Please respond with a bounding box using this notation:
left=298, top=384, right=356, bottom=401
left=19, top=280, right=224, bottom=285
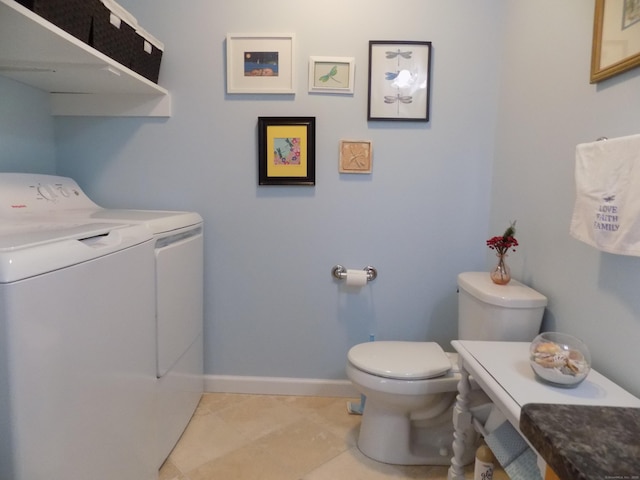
left=53, top=0, right=502, bottom=382
left=491, top=1, right=640, bottom=398
left=0, top=76, right=55, bottom=173
left=3, top=0, right=640, bottom=398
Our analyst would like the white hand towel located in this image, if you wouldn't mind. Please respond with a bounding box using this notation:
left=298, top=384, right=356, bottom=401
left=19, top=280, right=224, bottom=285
left=570, top=134, right=640, bottom=256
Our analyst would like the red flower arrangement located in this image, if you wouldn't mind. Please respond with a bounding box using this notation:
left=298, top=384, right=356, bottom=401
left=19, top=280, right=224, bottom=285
left=486, top=221, right=518, bottom=256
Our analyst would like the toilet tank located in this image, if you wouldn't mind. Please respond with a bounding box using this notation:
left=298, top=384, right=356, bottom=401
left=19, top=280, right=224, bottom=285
left=457, top=272, right=547, bottom=342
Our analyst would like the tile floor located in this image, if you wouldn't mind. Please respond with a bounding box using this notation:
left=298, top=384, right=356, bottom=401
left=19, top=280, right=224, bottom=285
left=159, top=393, right=509, bottom=480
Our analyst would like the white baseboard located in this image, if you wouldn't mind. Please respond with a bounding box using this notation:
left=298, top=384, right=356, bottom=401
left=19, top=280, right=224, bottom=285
left=204, top=375, right=358, bottom=398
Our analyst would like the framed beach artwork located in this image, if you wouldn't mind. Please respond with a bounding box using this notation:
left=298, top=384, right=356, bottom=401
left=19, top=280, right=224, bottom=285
left=308, top=56, right=355, bottom=94
left=258, top=117, right=316, bottom=186
left=591, top=0, right=640, bottom=82
left=226, top=34, right=295, bottom=93
left=367, top=40, right=432, bottom=121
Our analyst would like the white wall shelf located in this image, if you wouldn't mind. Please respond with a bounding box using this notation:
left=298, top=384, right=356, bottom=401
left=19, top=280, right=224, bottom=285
left=0, top=0, right=171, bottom=117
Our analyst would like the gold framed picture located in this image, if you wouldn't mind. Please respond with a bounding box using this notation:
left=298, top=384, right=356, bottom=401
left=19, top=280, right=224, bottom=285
left=339, top=140, right=372, bottom=174
left=590, top=0, right=640, bottom=83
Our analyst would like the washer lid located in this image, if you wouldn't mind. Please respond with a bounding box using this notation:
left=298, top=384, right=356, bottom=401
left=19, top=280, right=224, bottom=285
left=87, top=209, right=203, bottom=234
left=0, top=222, right=151, bottom=283
left=348, top=341, right=452, bottom=380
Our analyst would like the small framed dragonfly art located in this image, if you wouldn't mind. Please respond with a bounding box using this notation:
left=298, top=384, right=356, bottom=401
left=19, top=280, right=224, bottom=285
left=308, top=56, right=355, bottom=94
left=367, top=41, right=432, bottom=121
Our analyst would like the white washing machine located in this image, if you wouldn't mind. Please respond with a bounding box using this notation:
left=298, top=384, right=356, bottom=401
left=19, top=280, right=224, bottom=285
left=0, top=173, right=205, bottom=467
left=0, top=191, right=157, bottom=479
left=79, top=199, right=204, bottom=467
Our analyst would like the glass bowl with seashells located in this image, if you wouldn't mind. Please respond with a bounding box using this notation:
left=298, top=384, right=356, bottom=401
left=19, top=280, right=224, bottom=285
left=529, top=332, right=591, bottom=387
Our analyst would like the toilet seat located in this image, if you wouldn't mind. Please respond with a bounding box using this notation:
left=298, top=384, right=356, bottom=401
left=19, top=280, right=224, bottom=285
left=348, top=341, right=452, bottom=380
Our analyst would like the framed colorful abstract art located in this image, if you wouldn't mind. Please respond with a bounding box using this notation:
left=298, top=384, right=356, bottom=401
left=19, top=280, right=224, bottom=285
left=258, top=117, right=316, bottom=185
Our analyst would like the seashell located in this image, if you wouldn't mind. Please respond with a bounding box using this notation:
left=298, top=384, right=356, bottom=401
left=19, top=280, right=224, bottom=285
left=565, top=359, right=579, bottom=374
left=534, top=352, right=567, bottom=368
left=565, top=357, right=586, bottom=374
left=534, top=342, right=562, bottom=355
left=568, top=348, right=585, bottom=362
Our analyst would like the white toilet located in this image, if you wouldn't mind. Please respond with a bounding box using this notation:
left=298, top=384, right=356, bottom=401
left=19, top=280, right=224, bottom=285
left=346, top=271, right=548, bottom=465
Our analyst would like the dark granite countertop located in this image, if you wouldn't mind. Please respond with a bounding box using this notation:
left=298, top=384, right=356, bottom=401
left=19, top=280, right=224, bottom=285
left=520, top=403, right=640, bottom=480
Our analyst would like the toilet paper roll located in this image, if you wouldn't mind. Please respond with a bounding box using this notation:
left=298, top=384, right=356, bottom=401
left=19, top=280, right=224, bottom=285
left=345, top=269, right=368, bottom=287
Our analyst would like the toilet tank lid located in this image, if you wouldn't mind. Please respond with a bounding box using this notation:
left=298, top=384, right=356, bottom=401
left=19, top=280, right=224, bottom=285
left=348, top=341, right=452, bottom=380
left=457, top=272, right=548, bottom=308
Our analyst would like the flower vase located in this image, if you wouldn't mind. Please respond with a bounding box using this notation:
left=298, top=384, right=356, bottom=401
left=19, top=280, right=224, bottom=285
left=490, top=254, right=511, bottom=285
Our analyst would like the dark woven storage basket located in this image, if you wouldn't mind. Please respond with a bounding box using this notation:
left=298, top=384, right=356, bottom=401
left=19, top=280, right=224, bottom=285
left=90, top=1, right=137, bottom=69
left=16, top=0, right=95, bottom=44
left=131, top=34, right=163, bottom=83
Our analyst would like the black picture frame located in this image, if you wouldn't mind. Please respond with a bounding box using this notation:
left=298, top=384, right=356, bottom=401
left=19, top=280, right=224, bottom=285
left=367, top=40, right=432, bottom=122
left=258, top=117, right=316, bottom=186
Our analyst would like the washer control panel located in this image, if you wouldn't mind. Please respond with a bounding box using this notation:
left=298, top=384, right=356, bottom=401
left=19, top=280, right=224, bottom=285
left=0, top=173, right=99, bottom=217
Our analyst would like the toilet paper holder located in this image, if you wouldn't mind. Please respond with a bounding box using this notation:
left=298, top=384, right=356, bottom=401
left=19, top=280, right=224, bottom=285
left=331, top=264, right=378, bottom=282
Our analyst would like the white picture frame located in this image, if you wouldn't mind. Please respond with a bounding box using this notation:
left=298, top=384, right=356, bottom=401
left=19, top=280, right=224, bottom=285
left=226, top=33, right=295, bottom=94
left=308, top=56, right=355, bottom=94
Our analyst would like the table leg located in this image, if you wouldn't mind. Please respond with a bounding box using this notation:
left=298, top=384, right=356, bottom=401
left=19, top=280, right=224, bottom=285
left=448, top=365, right=472, bottom=480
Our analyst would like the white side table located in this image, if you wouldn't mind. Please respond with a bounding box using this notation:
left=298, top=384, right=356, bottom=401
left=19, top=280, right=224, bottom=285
left=447, top=340, right=640, bottom=480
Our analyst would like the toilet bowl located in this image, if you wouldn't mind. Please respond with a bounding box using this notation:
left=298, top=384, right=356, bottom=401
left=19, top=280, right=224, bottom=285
left=346, top=341, right=465, bottom=465
left=346, top=272, right=547, bottom=465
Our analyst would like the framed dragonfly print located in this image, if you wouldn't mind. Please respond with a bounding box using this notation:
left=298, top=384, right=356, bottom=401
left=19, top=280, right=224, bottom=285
left=367, top=41, right=432, bottom=121
left=308, top=56, right=355, bottom=94
left=258, top=117, right=316, bottom=186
